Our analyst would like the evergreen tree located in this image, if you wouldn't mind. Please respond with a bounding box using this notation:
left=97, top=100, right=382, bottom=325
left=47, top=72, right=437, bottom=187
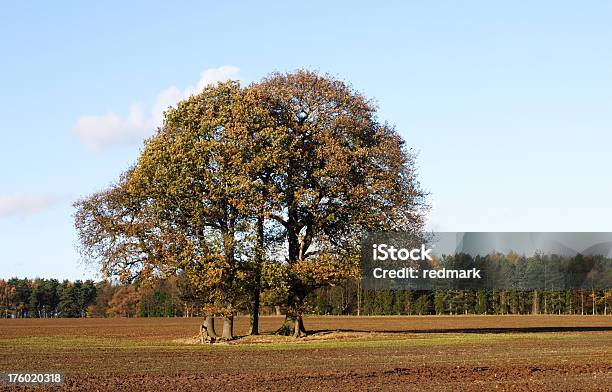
left=476, top=290, right=488, bottom=314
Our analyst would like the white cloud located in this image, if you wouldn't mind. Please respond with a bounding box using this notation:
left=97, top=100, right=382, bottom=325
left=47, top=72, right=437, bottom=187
left=73, top=65, right=240, bottom=150
left=0, top=194, right=62, bottom=219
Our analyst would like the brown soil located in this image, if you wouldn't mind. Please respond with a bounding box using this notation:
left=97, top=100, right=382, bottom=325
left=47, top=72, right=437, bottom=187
left=0, top=316, right=610, bottom=391
left=16, top=363, right=608, bottom=392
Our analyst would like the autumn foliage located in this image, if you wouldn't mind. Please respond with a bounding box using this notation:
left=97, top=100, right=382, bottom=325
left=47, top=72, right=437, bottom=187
left=74, top=70, right=428, bottom=339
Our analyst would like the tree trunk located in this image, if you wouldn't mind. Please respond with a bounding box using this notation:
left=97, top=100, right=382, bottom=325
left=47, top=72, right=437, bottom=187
left=277, top=313, right=307, bottom=338
left=532, top=290, right=539, bottom=314
left=294, top=314, right=306, bottom=337
left=249, top=290, right=260, bottom=335
left=276, top=291, right=307, bottom=338
left=357, top=278, right=361, bottom=316
left=249, top=213, right=264, bottom=335
left=200, top=315, right=218, bottom=343
left=221, top=314, right=234, bottom=340
left=276, top=289, right=308, bottom=337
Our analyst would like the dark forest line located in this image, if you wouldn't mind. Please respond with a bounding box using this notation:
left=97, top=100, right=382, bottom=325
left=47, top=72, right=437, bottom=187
left=1, top=276, right=610, bottom=318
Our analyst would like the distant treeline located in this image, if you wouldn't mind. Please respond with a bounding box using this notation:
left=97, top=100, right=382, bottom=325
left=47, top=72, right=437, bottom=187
left=1, top=277, right=610, bottom=318
left=313, top=282, right=611, bottom=316
left=0, top=276, right=189, bottom=318
left=1, top=278, right=96, bottom=318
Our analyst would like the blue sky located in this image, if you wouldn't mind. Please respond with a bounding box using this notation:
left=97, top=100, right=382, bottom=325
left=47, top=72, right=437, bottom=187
left=1, top=1, right=611, bottom=280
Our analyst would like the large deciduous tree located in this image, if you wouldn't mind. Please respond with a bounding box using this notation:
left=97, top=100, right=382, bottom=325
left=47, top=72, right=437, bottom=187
left=75, top=81, right=283, bottom=339
left=250, top=71, right=427, bottom=336
left=75, top=70, right=427, bottom=339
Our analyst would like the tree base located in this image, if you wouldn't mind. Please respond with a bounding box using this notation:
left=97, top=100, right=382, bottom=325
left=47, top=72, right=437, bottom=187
left=199, top=324, right=216, bottom=344
left=275, top=316, right=307, bottom=338
left=220, top=315, right=234, bottom=341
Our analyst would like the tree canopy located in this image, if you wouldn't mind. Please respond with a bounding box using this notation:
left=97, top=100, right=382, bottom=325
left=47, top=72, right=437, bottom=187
left=74, top=70, right=428, bottom=338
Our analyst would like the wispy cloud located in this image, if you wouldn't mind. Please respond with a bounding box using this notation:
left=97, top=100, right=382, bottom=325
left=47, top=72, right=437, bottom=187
left=73, top=65, right=240, bottom=150
left=0, top=194, right=63, bottom=219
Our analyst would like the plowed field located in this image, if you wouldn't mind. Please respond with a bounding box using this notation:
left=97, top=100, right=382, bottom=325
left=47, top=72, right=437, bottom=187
left=1, top=315, right=610, bottom=391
